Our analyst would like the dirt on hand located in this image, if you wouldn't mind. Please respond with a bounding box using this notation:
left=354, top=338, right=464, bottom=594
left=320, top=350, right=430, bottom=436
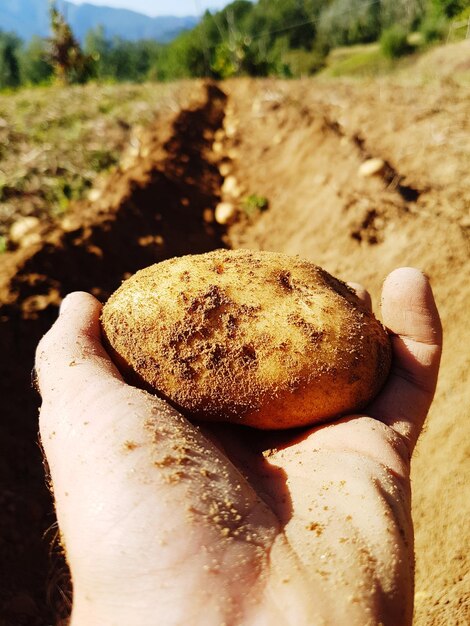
left=0, top=40, right=469, bottom=626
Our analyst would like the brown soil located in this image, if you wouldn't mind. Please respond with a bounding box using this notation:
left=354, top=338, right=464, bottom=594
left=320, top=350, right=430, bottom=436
left=0, top=81, right=227, bottom=625
left=0, top=42, right=469, bottom=625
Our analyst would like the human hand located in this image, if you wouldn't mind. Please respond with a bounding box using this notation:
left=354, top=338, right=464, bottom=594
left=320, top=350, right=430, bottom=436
left=36, top=267, right=441, bottom=626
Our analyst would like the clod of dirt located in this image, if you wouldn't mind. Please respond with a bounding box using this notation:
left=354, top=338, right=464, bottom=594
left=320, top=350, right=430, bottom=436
left=219, top=162, right=232, bottom=177
left=224, top=122, right=237, bottom=138
left=9, top=216, right=41, bottom=248
left=215, top=202, right=237, bottom=225
left=214, top=128, right=226, bottom=143
left=222, top=175, right=241, bottom=198
left=87, top=188, right=102, bottom=202
left=203, top=208, right=214, bottom=223
left=224, top=121, right=238, bottom=139
left=358, top=158, right=385, bottom=177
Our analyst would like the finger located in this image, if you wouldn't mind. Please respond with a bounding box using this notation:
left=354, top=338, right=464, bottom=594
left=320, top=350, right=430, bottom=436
left=36, top=291, right=124, bottom=411
left=35, top=296, right=277, bottom=596
left=368, top=268, right=442, bottom=451
left=347, top=281, right=372, bottom=311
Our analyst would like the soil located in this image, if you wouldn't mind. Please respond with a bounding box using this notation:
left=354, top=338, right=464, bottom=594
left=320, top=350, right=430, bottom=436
left=0, top=41, right=469, bottom=625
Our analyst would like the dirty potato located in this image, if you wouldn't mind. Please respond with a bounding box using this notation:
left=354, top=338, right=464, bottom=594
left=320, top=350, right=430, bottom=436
left=101, top=249, right=391, bottom=429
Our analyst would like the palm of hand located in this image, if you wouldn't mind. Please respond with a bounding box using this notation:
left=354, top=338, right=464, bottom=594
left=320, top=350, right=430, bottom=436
left=36, top=268, right=441, bottom=626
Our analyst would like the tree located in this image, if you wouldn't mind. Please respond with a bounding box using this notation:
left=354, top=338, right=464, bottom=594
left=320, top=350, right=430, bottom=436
left=0, top=32, right=21, bottom=89
left=246, top=0, right=318, bottom=50
left=380, top=0, right=425, bottom=31
left=47, top=3, right=93, bottom=84
left=85, top=27, right=162, bottom=82
left=84, top=26, right=111, bottom=79
left=317, top=0, right=382, bottom=48
left=431, top=0, right=467, bottom=18
left=20, top=36, right=54, bottom=85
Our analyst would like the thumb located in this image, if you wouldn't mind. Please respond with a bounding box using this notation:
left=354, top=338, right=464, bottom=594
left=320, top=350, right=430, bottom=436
left=368, top=268, right=442, bottom=451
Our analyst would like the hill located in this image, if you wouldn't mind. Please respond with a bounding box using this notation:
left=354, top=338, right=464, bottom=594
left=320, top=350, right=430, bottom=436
left=0, top=0, right=198, bottom=42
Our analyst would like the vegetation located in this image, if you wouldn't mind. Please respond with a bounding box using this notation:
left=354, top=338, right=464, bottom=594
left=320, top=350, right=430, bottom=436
left=0, top=1, right=466, bottom=248
left=321, top=43, right=392, bottom=77
left=431, top=0, right=468, bottom=18
left=0, top=33, right=22, bottom=89
left=380, top=25, right=413, bottom=59
left=47, top=5, right=93, bottom=84
left=0, top=0, right=466, bottom=90
left=0, top=81, right=186, bottom=239
left=84, top=26, right=163, bottom=82
left=242, top=194, right=269, bottom=216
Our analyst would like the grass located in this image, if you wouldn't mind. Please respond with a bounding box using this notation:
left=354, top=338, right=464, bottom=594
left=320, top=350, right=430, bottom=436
left=320, top=43, right=395, bottom=78
left=0, top=80, right=187, bottom=243
left=282, top=49, right=326, bottom=77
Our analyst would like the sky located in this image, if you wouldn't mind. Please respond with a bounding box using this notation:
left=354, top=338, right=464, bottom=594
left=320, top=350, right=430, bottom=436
left=69, top=1, right=238, bottom=17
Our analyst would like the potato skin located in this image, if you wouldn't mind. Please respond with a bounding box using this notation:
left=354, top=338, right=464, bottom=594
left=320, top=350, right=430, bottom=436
left=101, top=249, right=391, bottom=429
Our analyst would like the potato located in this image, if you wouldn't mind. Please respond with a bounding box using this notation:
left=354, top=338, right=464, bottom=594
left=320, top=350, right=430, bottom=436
left=101, top=249, right=391, bottom=429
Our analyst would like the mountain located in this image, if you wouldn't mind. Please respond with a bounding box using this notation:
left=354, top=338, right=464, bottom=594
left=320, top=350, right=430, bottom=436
left=0, top=0, right=199, bottom=42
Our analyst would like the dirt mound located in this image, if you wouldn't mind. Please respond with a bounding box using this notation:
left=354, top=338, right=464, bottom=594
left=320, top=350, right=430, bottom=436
left=411, top=39, right=470, bottom=81
left=222, top=71, right=469, bottom=625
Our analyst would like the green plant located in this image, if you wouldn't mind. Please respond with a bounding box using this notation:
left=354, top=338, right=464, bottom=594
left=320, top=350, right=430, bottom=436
left=431, top=0, right=468, bottom=19
left=283, top=49, right=326, bottom=77
left=454, top=6, right=470, bottom=21
left=46, top=176, right=92, bottom=215
left=0, top=32, right=22, bottom=89
left=317, top=0, right=381, bottom=48
left=88, top=149, right=119, bottom=173
left=0, top=235, right=7, bottom=253
left=322, top=45, right=392, bottom=78
left=19, top=37, right=54, bottom=85
left=419, top=13, right=449, bottom=43
left=242, top=194, right=269, bottom=216
left=380, top=25, right=413, bottom=59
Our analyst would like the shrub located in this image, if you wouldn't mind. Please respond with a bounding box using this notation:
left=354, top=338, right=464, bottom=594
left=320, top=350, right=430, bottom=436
left=322, top=45, right=391, bottom=78
left=419, top=13, right=449, bottom=43
left=0, top=32, right=22, bottom=89
left=317, top=0, right=381, bottom=49
left=380, top=25, right=413, bottom=59
left=283, top=49, right=326, bottom=76
left=431, top=0, right=468, bottom=19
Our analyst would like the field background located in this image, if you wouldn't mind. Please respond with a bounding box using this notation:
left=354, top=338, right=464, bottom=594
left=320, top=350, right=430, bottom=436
left=0, top=27, right=469, bottom=626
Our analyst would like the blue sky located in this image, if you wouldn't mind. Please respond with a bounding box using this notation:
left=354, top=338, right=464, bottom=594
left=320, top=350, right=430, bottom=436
left=69, top=1, right=239, bottom=17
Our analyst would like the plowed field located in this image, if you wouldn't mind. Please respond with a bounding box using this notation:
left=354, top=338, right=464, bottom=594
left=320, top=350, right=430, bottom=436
left=1, top=41, right=469, bottom=625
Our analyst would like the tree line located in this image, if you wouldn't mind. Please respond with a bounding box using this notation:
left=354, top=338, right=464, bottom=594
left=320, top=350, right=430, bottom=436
left=0, top=0, right=467, bottom=89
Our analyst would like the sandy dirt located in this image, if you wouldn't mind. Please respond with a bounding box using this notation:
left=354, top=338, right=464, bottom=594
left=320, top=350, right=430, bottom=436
left=0, top=41, right=468, bottom=625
